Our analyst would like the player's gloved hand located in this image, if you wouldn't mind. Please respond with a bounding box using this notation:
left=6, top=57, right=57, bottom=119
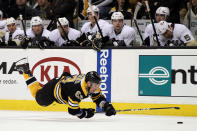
left=21, top=37, right=31, bottom=49
left=37, top=37, right=50, bottom=49
left=78, top=108, right=95, bottom=119
left=80, top=40, right=91, bottom=46
left=0, top=30, right=5, bottom=38
left=67, top=40, right=79, bottom=46
left=92, top=38, right=102, bottom=51
left=103, top=102, right=116, bottom=116
left=8, top=40, right=17, bottom=46
left=0, top=41, right=6, bottom=46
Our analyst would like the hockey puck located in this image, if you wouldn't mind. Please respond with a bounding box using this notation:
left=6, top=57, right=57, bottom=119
left=177, top=122, right=183, bottom=124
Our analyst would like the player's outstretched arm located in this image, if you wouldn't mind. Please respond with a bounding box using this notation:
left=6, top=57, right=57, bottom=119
left=102, top=102, right=116, bottom=116
left=68, top=107, right=95, bottom=119
left=91, top=91, right=116, bottom=116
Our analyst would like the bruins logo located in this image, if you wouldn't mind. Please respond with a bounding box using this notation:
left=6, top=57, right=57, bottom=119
left=75, top=91, right=83, bottom=100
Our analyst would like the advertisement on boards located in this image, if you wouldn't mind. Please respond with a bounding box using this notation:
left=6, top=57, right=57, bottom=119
left=139, top=55, right=197, bottom=96
left=0, top=49, right=96, bottom=99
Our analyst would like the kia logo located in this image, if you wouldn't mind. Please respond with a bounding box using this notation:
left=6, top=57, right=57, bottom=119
left=31, top=57, right=81, bottom=84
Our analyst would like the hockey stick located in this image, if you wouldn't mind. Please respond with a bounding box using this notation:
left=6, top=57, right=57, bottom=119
left=96, top=106, right=180, bottom=113
left=144, top=1, right=160, bottom=46
left=88, top=2, right=104, bottom=50
left=15, top=57, right=28, bottom=64
left=19, top=15, right=27, bottom=37
left=88, top=2, right=104, bottom=40
left=188, top=0, right=192, bottom=29
left=92, top=0, right=105, bottom=5
left=49, top=8, right=70, bottom=42
left=133, top=2, right=145, bottom=45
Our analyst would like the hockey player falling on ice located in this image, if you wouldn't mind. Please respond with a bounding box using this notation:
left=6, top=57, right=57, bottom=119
left=156, top=21, right=197, bottom=46
left=15, top=58, right=116, bottom=119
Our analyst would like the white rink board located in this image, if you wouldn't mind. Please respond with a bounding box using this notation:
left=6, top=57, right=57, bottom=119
left=0, top=49, right=97, bottom=100
left=111, top=49, right=197, bottom=104
left=0, top=49, right=197, bottom=105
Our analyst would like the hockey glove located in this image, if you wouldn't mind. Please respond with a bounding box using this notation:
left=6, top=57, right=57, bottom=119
left=8, top=40, right=17, bottom=46
left=92, top=38, right=102, bottom=51
left=21, top=37, right=31, bottom=49
left=103, top=102, right=116, bottom=116
left=67, top=40, right=79, bottom=46
left=78, top=108, right=95, bottom=119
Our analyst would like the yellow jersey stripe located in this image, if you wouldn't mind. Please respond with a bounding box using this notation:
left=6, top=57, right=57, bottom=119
left=58, top=84, right=68, bottom=104
left=54, top=83, right=62, bottom=104
left=68, top=97, right=79, bottom=104
left=91, top=95, right=101, bottom=101
left=68, top=105, right=80, bottom=109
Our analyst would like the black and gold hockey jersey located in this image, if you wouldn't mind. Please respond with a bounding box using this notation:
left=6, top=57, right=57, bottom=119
left=52, top=72, right=106, bottom=116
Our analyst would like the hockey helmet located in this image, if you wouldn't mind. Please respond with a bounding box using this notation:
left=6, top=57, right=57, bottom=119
left=156, top=21, right=170, bottom=35
left=111, top=12, right=124, bottom=20
left=156, top=7, right=170, bottom=18
left=57, top=17, right=69, bottom=27
left=6, top=17, right=16, bottom=25
left=30, top=16, right=43, bottom=26
left=85, top=71, right=101, bottom=84
left=0, top=10, right=3, bottom=19
left=87, top=5, right=99, bottom=14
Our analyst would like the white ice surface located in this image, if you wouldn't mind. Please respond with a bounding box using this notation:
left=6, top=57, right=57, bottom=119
left=0, top=110, right=197, bottom=131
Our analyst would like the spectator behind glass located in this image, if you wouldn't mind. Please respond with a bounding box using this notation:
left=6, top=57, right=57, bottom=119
left=183, top=0, right=197, bottom=27
left=47, top=0, right=76, bottom=28
left=35, top=0, right=50, bottom=19
left=26, top=0, right=37, bottom=8
left=108, top=0, right=133, bottom=19
left=136, top=0, right=150, bottom=19
left=0, top=0, right=16, bottom=18
left=91, top=0, right=114, bottom=19
left=7, top=0, right=40, bottom=19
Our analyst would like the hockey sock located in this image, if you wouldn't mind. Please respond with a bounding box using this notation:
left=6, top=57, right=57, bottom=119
left=23, top=73, right=42, bottom=98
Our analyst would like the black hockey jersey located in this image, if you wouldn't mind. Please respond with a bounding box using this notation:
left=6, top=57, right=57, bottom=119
left=53, top=72, right=106, bottom=115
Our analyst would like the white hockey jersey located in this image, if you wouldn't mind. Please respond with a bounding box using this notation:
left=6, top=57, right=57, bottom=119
left=143, top=23, right=158, bottom=40
left=49, top=28, right=81, bottom=47
left=81, top=19, right=109, bottom=34
left=5, top=28, right=24, bottom=43
left=102, top=24, right=136, bottom=47
left=26, top=28, right=51, bottom=39
left=0, top=20, right=7, bottom=32
left=159, top=24, right=194, bottom=46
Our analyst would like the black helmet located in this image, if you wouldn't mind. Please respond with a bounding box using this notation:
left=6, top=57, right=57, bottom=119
left=85, top=71, right=101, bottom=84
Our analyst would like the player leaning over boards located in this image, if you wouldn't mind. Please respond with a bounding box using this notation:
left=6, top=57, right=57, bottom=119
left=15, top=59, right=116, bottom=119
left=156, top=21, right=197, bottom=46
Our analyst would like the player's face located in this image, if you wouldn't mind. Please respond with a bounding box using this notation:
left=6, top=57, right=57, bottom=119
left=112, top=19, right=123, bottom=33
left=37, top=0, right=47, bottom=6
left=88, top=12, right=99, bottom=23
left=155, top=14, right=166, bottom=22
left=58, top=25, right=69, bottom=34
left=192, top=0, right=197, bottom=6
left=32, top=25, right=43, bottom=35
left=7, top=23, right=16, bottom=33
left=118, top=0, right=125, bottom=7
left=16, top=0, right=27, bottom=6
left=88, top=82, right=100, bottom=93
left=163, top=30, right=173, bottom=38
